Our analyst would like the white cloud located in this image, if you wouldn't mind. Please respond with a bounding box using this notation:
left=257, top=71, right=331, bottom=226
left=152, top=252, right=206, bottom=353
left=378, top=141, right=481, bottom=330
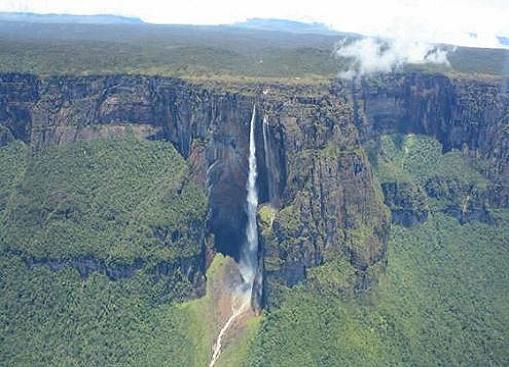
left=0, top=0, right=508, bottom=49
left=335, top=37, right=452, bottom=79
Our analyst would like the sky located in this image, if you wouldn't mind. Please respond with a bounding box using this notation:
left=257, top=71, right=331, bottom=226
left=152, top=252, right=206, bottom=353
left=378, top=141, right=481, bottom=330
left=1, top=0, right=509, bottom=49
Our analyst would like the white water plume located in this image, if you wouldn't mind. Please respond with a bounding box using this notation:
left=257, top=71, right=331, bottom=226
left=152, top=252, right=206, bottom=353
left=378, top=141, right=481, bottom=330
left=239, top=104, right=259, bottom=295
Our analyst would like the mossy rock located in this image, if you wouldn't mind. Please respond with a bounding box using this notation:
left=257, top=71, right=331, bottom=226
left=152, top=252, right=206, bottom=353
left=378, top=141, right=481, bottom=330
left=258, top=204, right=278, bottom=234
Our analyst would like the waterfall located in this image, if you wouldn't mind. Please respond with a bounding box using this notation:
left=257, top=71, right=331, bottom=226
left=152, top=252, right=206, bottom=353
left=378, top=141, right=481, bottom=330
left=262, top=115, right=275, bottom=203
left=239, top=104, right=259, bottom=294
left=209, top=104, right=260, bottom=367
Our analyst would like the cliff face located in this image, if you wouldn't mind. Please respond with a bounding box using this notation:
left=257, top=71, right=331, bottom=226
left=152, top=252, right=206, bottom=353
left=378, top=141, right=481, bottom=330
left=0, top=74, right=38, bottom=144
left=1, top=71, right=507, bottom=304
left=350, top=73, right=509, bottom=208
left=1, top=74, right=256, bottom=261
left=259, top=94, right=389, bottom=297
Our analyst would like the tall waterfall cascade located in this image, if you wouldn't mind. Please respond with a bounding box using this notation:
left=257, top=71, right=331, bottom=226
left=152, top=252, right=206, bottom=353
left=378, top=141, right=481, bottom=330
left=239, top=104, right=260, bottom=295
left=209, top=104, right=260, bottom=367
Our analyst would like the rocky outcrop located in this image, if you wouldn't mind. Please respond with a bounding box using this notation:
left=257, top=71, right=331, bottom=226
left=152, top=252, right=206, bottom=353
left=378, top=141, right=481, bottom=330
left=0, top=124, right=14, bottom=146
left=259, top=94, right=389, bottom=297
left=0, top=74, right=254, bottom=260
left=348, top=73, right=509, bottom=209
left=381, top=181, right=429, bottom=226
left=20, top=252, right=205, bottom=302
left=0, top=74, right=38, bottom=142
left=424, top=176, right=493, bottom=224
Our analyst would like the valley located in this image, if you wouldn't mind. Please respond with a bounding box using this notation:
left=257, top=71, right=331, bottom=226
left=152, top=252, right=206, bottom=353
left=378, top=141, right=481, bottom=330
left=0, top=20, right=508, bottom=367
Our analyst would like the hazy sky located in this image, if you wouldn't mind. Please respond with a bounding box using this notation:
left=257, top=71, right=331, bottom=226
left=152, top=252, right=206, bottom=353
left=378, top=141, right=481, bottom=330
left=1, top=0, right=508, bottom=48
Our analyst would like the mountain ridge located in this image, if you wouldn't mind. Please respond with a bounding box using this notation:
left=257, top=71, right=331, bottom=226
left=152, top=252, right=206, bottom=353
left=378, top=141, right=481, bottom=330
left=231, top=18, right=341, bottom=35
left=0, top=11, right=143, bottom=24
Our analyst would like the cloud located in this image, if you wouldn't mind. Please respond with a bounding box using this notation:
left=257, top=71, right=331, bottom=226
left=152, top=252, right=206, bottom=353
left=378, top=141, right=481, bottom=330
left=335, top=37, right=452, bottom=79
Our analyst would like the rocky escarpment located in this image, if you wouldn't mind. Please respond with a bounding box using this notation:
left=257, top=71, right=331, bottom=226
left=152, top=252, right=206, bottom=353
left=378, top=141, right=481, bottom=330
left=5, top=247, right=204, bottom=301
left=348, top=73, right=509, bottom=209
left=0, top=74, right=255, bottom=261
left=381, top=181, right=429, bottom=226
left=1, top=71, right=507, bottom=305
left=0, top=73, right=390, bottom=303
left=424, top=176, right=494, bottom=224
left=0, top=74, right=38, bottom=144
left=259, top=94, right=389, bottom=297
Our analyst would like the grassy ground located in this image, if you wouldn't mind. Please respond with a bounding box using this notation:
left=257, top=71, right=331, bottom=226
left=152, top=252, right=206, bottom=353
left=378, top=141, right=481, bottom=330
left=218, top=316, right=262, bottom=367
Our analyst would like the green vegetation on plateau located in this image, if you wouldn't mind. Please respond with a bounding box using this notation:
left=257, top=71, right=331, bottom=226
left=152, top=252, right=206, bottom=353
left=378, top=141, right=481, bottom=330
left=369, top=134, right=488, bottom=188
left=0, top=22, right=507, bottom=80
left=1, top=137, right=207, bottom=263
left=0, top=246, right=251, bottom=366
left=0, top=22, right=340, bottom=81
left=367, top=134, right=491, bottom=219
left=247, top=212, right=509, bottom=366
left=0, top=136, right=210, bottom=365
left=245, top=134, right=508, bottom=366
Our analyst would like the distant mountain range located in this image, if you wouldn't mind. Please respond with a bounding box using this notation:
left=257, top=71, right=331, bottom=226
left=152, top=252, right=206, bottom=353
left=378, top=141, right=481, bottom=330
left=0, top=13, right=338, bottom=35
left=232, top=18, right=340, bottom=35
left=0, top=12, right=505, bottom=49
left=0, top=12, right=144, bottom=24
